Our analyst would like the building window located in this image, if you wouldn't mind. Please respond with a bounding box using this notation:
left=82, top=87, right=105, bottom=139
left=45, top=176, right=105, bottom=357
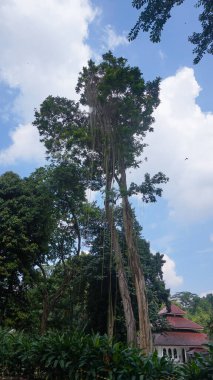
left=182, top=348, right=186, bottom=363
left=174, top=348, right=177, bottom=359
left=168, top=348, right=172, bottom=358
left=163, top=348, right=167, bottom=356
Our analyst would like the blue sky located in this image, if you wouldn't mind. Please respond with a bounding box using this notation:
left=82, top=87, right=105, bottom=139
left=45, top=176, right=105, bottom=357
left=0, top=0, right=212, bottom=296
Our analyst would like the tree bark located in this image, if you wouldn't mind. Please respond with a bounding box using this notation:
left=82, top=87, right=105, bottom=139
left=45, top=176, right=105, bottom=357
left=107, top=290, right=114, bottom=339
left=40, top=292, right=50, bottom=335
left=105, top=175, right=137, bottom=346
left=118, top=161, right=152, bottom=353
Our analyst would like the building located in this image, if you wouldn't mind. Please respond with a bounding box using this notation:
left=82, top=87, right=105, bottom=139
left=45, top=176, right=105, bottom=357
left=153, top=304, right=208, bottom=362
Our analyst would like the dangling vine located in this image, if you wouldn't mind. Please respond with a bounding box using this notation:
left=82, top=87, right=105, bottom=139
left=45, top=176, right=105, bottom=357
left=83, top=66, right=137, bottom=345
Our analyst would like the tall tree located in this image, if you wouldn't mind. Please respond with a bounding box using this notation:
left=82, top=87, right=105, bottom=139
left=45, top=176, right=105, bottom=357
left=34, top=52, right=168, bottom=350
left=129, top=0, right=213, bottom=64
left=33, top=95, right=136, bottom=343
left=76, top=52, right=168, bottom=352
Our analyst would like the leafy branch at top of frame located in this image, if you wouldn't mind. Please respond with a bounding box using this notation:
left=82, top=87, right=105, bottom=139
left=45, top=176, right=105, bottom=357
left=129, top=0, right=213, bottom=64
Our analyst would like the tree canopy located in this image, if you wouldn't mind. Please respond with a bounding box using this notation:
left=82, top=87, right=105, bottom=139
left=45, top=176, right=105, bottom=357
left=0, top=171, right=55, bottom=327
left=33, top=52, right=169, bottom=351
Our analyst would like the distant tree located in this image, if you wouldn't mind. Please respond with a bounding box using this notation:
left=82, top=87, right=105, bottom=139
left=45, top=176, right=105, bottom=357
left=171, top=291, right=199, bottom=310
left=129, top=0, right=213, bottom=64
left=171, top=291, right=213, bottom=338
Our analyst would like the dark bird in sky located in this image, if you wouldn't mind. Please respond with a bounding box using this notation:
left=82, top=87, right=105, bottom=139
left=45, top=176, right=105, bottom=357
left=185, top=157, right=188, bottom=160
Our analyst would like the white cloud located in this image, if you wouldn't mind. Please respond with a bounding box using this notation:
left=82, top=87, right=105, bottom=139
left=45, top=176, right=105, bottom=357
left=102, top=25, right=128, bottom=50
left=129, top=67, right=213, bottom=222
left=0, top=0, right=97, bottom=165
left=0, top=0, right=97, bottom=121
left=0, top=123, right=45, bottom=165
left=200, top=290, right=213, bottom=297
left=159, top=49, right=166, bottom=61
left=163, top=254, right=183, bottom=289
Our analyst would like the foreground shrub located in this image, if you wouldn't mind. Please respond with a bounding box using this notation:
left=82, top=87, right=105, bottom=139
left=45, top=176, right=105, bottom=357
left=0, top=329, right=179, bottom=379
left=0, top=328, right=212, bottom=379
left=0, top=329, right=85, bottom=378
left=0, top=328, right=34, bottom=376
left=179, top=344, right=213, bottom=380
left=76, top=336, right=179, bottom=379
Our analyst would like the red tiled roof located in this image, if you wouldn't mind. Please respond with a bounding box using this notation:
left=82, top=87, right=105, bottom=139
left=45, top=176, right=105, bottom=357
left=167, top=316, right=204, bottom=330
left=159, top=304, right=186, bottom=315
left=153, top=331, right=208, bottom=347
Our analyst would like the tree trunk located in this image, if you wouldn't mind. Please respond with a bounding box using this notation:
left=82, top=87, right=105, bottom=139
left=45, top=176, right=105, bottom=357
left=40, top=292, right=50, bottom=335
left=112, top=214, right=137, bottom=345
left=107, top=290, right=114, bottom=339
left=119, top=162, right=152, bottom=353
left=105, top=175, right=137, bottom=346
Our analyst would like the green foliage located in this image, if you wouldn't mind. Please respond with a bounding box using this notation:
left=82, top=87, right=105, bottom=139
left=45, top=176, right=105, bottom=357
left=188, top=1, right=213, bottom=64
left=77, top=338, right=178, bottom=379
left=76, top=51, right=161, bottom=172
left=75, top=212, right=170, bottom=337
left=0, top=328, right=86, bottom=379
left=32, top=52, right=169, bottom=344
left=0, top=163, right=91, bottom=332
left=128, top=172, right=169, bottom=203
left=33, top=97, right=103, bottom=192
left=129, top=0, right=213, bottom=64
left=31, top=202, right=169, bottom=337
left=180, top=344, right=213, bottom=379
left=171, top=291, right=199, bottom=310
left=0, top=328, right=180, bottom=379
left=76, top=53, right=168, bottom=349
left=0, top=171, right=55, bottom=328
left=1, top=329, right=212, bottom=379
left=33, top=96, right=88, bottom=163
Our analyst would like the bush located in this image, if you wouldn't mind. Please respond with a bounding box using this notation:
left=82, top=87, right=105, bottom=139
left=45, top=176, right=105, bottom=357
left=0, top=328, right=212, bottom=379
left=180, top=344, right=213, bottom=380
left=77, top=337, right=179, bottom=379
left=0, top=329, right=178, bottom=379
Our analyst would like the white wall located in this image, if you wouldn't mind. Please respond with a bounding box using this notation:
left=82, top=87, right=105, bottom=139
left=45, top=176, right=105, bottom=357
left=156, top=346, right=187, bottom=363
